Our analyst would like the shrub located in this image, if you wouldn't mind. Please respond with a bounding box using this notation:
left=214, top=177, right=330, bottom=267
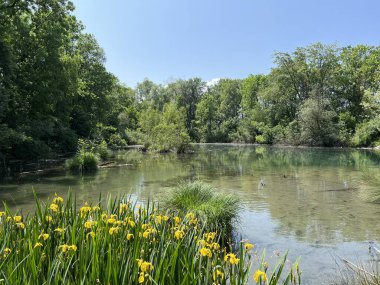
left=255, top=135, right=267, bottom=144
left=0, top=193, right=301, bottom=285
left=12, top=138, right=52, bottom=160
left=96, top=140, right=109, bottom=160
left=77, top=139, right=109, bottom=160
left=125, top=129, right=146, bottom=145
left=66, top=152, right=98, bottom=172
left=165, top=181, right=241, bottom=232
left=108, top=133, right=127, bottom=148
left=351, top=117, right=380, bottom=147
left=298, top=97, right=338, bottom=146
left=150, top=124, right=190, bottom=153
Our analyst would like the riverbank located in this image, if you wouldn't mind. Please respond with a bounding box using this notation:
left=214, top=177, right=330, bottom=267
left=2, top=143, right=380, bottom=180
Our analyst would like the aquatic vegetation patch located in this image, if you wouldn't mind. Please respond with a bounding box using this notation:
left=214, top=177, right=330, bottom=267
left=359, top=170, right=380, bottom=203
left=165, top=181, right=241, bottom=232
left=0, top=193, right=300, bottom=284
left=66, top=151, right=99, bottom=172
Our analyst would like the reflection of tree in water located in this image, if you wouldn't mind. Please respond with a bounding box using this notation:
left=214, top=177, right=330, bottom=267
left=185, top=145, right=380, bottom=176
left=260, top=170, right=380, bottom=244
left=3, top=145, right=380, bottom=242
left=180, top=146, right=380, bottom=244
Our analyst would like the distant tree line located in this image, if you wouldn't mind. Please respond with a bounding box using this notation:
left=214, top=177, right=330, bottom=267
left=1, top=1, right=380, bottom=173
left=130, top=44, right=380, bottom=149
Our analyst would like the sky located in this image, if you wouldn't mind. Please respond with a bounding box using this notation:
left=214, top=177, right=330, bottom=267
left=73, top=0, right=380, bottom=87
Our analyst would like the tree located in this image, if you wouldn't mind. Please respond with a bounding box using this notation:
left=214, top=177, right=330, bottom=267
left=298, top=96, right=338, bottom=146
left=166, top=78, right=205, bottom=140
left=195, top=93, right=220, bottom=142
left=139, top=103, right=190, bottom=152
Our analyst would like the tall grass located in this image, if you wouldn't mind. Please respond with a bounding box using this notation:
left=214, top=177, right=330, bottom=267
left=0, top=193, right=300, bottom=284
left=165, top=181, right=241, bottom=233
left=66, top=152, right=99, bottom=172
left=332, top=258, right=380, bottom=285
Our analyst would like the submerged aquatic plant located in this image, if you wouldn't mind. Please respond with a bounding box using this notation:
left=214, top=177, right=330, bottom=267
left=0, top=193, right=300, bottom=284
left=359, top=170, right=380, bottom=203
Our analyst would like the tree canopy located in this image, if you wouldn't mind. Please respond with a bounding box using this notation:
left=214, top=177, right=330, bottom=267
left=1, top=1, right=380, bottom=176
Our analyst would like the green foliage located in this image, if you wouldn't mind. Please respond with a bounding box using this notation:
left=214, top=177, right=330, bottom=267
left=66, top=152, right=99, bottom=172
left=97, top=140, right=109, bottom=160
left=0, top=193, right=300, bottom=284
left=351, top=117, right=380, bottom=147
left=125, top=129, right=147, bottom=145
left=91, top=124, right=127, bottom=148
left=298, top=97, right=339, bottom=146
left=2, top=0, right=380, bottom=177
left=109, top=133, right=127, bottom=148
left=139, top=102, right=191, bottom=153
left=76, top=138, right=110, bottom=160
left=196, top=92, right=220, bottom=142
left=165, top=181, right=241, bottom=231
left=0, top=0, right=134, bottom=175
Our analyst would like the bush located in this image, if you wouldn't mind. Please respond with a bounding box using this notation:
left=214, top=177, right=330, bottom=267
left=351, top=117, right=380, bottom=147
left=150, top=124, right=190, bottom=153
left=298, top=97, right=338, bottom=146
left=66, top=152, right=98, bottom=172
left=125, top=129, right=146, bottom=145
left=165, top=181, right=241, bottom=231
left=138, top=102, right=191, bottom=153
left=96, top=140, right=109, bottom=160
left=77, top=139, right=109, bottom=160
left=255, top=135, right=266, bottom=144
left=108, top=133, right=127, bottom=148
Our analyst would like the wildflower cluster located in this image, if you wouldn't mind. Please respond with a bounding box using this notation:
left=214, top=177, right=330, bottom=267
left=0, top=194, right=301, bottom=284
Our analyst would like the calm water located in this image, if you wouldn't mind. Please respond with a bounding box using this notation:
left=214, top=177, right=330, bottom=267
left=1, top=144, right=380, bottom=284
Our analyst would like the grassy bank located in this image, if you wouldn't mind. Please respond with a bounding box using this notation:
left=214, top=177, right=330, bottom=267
left=0, top=194, right=300, bottom=284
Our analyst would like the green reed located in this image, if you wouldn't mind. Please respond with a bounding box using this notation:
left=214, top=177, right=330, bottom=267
left=0, top=193, right=300, bottom=284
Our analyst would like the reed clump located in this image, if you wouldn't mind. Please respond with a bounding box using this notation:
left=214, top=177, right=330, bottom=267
left=165, top=181, right=241, bottom=232
left=0, top=193, right=300, bottom=284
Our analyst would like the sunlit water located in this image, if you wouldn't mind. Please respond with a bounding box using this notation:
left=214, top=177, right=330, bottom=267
left=1, top=144, right=380, bottom=284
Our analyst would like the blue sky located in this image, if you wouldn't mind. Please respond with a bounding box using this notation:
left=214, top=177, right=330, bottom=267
left=73, top=0, right=380, bottom=87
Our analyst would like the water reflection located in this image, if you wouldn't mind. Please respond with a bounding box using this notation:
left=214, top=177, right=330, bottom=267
left=1, top=145, right=380, bottom=284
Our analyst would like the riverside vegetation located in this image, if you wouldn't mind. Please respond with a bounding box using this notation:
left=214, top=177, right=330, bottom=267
left=165, top=181, right=240, bottom=234
left=0, top=190, right=301, bottom=285
left=2, top=1, right=380, bottom=176
left=1, top=0, right=379, bottom=284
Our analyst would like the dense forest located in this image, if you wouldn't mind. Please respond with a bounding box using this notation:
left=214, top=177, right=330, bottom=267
left=1, top=0, right=380, bottom=173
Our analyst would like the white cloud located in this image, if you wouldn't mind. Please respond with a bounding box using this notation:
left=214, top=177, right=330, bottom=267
left=206, top=78, right=221, bottom=87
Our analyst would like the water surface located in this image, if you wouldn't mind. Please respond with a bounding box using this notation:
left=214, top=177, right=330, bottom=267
left=1, top=145, right=380, bottom=284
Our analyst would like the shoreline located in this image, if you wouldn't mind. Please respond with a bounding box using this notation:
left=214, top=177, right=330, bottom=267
left=1, top=143, right=379, bottom=180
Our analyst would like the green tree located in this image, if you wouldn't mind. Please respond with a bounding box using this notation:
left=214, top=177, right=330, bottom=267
left=195, top=93, right=220, bottom=142
left=298, top=96, right=338, bottom=146
left=148, top=103, right=190, bottom=153
left=166, top=78, right=205, bottom=140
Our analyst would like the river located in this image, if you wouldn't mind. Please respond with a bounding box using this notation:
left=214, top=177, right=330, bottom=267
left=1, top=144, right=379, bottom=284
